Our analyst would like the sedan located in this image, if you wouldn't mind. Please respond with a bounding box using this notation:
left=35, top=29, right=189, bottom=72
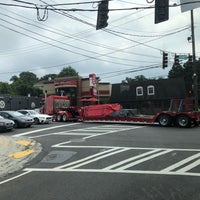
left=18, top=109, right=52, bottom=124
left=0, top=111, right=34, bottom=128
left=0, top=116, right=15, bottom=132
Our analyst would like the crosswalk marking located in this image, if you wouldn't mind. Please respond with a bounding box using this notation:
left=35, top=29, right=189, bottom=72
left=21, top=124, right=200, bottom=177
left=52, top=125, right=143, bottom=148
left=55, top=148, right=121, bottom=169
left=103, top=149, right=161, bottom=170
left=67, top=148, right=129, bottom=170
left=25, top=146, right=200, bottom=177
left=116, top=149, right=173, bottom=170
left=161, top=152, right=200, bottom=172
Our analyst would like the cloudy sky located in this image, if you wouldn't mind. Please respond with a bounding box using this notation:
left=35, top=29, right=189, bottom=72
left=0, top=0, right=199, bottom=84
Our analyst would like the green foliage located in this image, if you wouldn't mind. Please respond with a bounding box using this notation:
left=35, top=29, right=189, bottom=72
left=58, top=66, right=79, bottom=77
left=0, top=66, right=79, bottom=97
left=122, top=75, right=148, bottom=84
left=39, top=74, right=58, bottom=81
left=0, top=82, right=11, bottom=94
left=168, top=59, right=200, bottom=92
left=9, top=71, right=42, bottom=96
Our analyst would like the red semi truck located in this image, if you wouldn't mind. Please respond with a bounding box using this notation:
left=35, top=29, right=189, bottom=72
left=42, top=96, right=200, bottom=128
left=41, top=95, right=80, bottom=122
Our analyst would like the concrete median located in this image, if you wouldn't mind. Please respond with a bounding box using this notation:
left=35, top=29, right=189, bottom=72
left=0, top=135, right=42, bottom=178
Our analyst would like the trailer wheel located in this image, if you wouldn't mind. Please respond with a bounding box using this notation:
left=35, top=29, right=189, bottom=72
left=56, top=115, right=62, bottom=122
left=158, top=114, right=171, bottom=127
left=176, top=115, right=191, bottom=128
left=62, top=114, right=68, bottom=122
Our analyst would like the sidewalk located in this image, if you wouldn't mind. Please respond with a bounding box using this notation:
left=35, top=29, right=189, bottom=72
left=0, top=135, right=42, bottom=178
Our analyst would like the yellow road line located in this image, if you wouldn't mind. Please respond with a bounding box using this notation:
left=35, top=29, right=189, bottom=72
left=16, top=140, right=36, bottom=146
left=9, top=149, right=36, bottom=159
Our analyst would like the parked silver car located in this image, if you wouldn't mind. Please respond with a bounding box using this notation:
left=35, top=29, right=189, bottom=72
left=18, top=109, right=52, bottom=124
left=0, top=115, right=15, bottom=132
left=0, top=111, right=34, bottom=128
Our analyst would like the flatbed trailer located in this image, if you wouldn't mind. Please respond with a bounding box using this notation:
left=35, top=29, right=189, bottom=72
left=81, top=102, right=200, bottom=128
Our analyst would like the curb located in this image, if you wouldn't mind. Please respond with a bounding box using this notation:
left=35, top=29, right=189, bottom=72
left=0, top=135, right=42, bottom=178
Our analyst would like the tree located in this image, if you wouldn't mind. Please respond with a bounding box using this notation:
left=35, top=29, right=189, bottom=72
left=39, top=74, right=58, bottom=81
left=10, top=71, right=42, bottom=96
left=168, top=64, right=184, bottom=78
left=58, top=66, right=79, bottom=77
left=168, top=59, right=200, bottom=93
left=0, top=82, right=11, bottom=94
left=122, top=75, right=147, bottom=84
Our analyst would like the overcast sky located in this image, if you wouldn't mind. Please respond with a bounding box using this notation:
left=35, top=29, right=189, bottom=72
left=0, top=0, right=199, bottom=84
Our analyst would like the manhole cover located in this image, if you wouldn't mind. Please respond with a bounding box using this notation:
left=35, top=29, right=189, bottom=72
left=41, top=150, right=77, bottom=163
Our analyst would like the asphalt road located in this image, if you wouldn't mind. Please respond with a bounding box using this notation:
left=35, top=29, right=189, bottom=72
left=0, top=122, right=200, bottom=200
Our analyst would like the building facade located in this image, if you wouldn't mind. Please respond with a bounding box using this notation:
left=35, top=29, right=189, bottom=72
left=37, top=75, right=111, bottom=106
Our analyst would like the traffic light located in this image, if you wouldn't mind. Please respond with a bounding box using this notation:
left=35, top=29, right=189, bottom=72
left=188, top=90, right=193, bottom=97
left=188, top=54, right=193, bottom=63
left=162, top=52, right=168, bottom=69
left=174, top=54, right=179, bottom=65
left=96, top=0, right=109, bottom=30
left=155, top=0, right=169, bottom=24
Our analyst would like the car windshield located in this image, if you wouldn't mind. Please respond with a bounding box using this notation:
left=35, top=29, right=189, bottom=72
left=28, top=110, right=38, bottom=115
left=9, top=111, right=24, bottom=117
left=0, top=116, right=4, bottom=119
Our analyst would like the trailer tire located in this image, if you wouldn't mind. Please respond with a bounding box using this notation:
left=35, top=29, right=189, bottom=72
left=62, top=114, right=68, bottom=122
left=158, top=114, right=171, bottom=127
left=176, top=115, right=191, bottom=128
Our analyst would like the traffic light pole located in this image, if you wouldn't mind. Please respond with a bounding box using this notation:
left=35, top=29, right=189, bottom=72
left=190, top=10, right=199, bottom=111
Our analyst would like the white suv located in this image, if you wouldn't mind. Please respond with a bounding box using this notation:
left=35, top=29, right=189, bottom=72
left=18, top=110, right=52, bottom=124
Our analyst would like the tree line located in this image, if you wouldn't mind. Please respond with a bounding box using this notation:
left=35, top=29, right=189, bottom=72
left=0, top=59, right=199, bottom=97
left=0, top=66, right=78, bottom=96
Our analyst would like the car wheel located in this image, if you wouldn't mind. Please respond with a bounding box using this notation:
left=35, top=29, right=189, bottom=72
left=34, top=118, right=40, bottom=124
left=14, top=122, right=19, bottom=128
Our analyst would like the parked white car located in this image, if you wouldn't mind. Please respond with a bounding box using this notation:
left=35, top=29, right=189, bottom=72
left=18, top=109, right=52, bottom=124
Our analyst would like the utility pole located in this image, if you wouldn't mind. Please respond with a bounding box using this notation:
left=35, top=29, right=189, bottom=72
left=190, top=10, right=199, bottom=111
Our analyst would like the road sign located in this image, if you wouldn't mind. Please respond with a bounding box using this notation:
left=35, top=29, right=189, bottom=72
left=179, top=54, right=188, bottom=60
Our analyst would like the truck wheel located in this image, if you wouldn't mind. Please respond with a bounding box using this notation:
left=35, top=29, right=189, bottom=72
left=56, top=115, right=62, bottom=122
left=176, top=115, right=191, bottom=128
left=158, top=114, right=171, bottom=127
left=62, top=114, right=68, bottom=122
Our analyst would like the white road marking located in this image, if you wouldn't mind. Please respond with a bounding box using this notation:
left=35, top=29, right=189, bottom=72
left=115, top=149, right=173, bottom=170
left=22, top=145, right=200, bottom=177
left=176, top=158, right=200, bottom=173
left=103, top=149, right=161, bottom=170
left=52, top=126, right=144, bottom=148
left=55, top=148, right=121, bottom=169
left=161, top=152, right=200, bottom=172
left=23, top=168, right=200, bottom=177
left=13, top=123, right=80, bottom=137
left=0, top=171, right=31, bottom=185
left=66, top=148, right=129, bottom=170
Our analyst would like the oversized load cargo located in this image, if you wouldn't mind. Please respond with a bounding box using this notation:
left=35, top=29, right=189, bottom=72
left=82, top=103, right=121, bottom=119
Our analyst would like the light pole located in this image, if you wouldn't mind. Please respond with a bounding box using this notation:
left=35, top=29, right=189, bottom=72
left=190, top=10, right=198, bottom=111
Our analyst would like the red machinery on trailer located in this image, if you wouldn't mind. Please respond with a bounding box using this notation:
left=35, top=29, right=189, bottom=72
left=81, top=99, right=200, bottom=128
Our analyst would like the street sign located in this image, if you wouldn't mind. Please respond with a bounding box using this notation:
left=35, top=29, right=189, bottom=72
left=180, top=0, right=200, bottom=12
left=179, top=54, right=188, bottom=60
